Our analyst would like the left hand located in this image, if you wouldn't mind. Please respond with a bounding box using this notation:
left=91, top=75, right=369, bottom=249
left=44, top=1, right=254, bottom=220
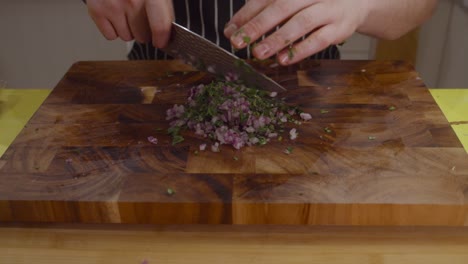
left=224, top=0, right=369, bottom=65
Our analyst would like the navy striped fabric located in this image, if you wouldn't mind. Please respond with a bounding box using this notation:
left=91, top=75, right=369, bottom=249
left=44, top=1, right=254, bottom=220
left=127, top=0, right=340, bottom=60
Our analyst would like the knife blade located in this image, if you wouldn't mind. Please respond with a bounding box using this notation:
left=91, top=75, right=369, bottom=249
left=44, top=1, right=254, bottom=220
left=161, top=22, right=286, bottom=92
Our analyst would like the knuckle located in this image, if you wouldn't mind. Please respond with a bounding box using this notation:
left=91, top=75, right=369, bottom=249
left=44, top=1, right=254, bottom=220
left=296, top=13, right=315, bottom=28
left=313, top=31, right=332, bottom=48
left=245, top=19, right=264, bottom=38
left=267, top=33, right=288, bottom=51
left=104, top=33, right=117, bottom=40
left=272, top=0, right=292, bottom=15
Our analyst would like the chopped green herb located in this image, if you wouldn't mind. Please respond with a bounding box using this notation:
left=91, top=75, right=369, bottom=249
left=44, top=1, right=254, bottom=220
left=172, top=135, right=185, bottom=145
left=167, top=188, right=175, bottom=196
left=389, top=106, right=396, bottom=111
left=194, top=59, right=206, bottom=71
left=324, top=127, right=333, bottom=134
left=194, top=150, right=199, bottom=155
left=243, top=36, right=251, bottom=45
left=320, top=109, right=329, bottom=114
left=234, top=28, right=244, bottom=37
left=277, top=136, right=283, bottom=142
left=287, top=46, right=296, bottom=60
left=368, top=136, right=377, bottom=140
left=233, top=156, right=239, bottom=161
left=250, top=42, right=258, bottom=50
left=284, top=146, right=294, bottom=155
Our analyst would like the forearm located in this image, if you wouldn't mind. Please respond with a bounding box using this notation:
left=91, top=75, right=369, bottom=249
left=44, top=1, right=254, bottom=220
left=358, top=0, right=438, bottom=40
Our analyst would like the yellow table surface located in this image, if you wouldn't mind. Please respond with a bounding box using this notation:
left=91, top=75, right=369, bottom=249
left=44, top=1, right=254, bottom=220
left=2, top=88, right=466, bottom=157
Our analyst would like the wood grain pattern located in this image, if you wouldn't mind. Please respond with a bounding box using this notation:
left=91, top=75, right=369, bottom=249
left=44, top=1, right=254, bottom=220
left=3, top=225, right=468, bottom=264
left=1, top=60, right=467, bottom=225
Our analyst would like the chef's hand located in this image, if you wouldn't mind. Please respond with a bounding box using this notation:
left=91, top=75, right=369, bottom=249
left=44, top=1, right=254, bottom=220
left=86, top=0, right=174, bottom=48
left=225, top=0, right=437, bottom=65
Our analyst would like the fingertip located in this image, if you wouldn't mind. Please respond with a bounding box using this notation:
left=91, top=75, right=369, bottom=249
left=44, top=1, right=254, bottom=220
left=152, top=34, right=168, bottom=49
left=99, top=19, right=118, bottom=40
left=224, top=23, right=238, bottom=38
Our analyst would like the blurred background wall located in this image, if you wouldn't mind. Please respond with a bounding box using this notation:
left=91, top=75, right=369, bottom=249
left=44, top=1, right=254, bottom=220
left=0, top=0, right=467, bottom=89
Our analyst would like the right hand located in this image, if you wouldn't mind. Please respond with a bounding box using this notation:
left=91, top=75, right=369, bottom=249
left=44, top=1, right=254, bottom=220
left=86, top=0, right=174, bottom=48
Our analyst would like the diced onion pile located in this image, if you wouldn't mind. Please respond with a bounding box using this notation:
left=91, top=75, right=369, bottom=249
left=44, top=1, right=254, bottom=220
left=166, top=80, right=311, bottom=151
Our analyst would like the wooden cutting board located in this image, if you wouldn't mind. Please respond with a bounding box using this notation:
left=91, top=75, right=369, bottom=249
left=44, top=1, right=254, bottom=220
left=1, top=60, right=467, bottom=226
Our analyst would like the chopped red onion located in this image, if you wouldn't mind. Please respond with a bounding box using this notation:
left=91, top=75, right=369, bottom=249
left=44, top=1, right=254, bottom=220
left=166, top=80, right=307, bottom=150
left=211, top=142, right=220, bottom=152
left=300, top=113, right=312, bottom=121
left=147, top=136, right=158, bottom=145
left=289, top=128, right=298, bottom=140
left=199, top=143, right=207, bottom=151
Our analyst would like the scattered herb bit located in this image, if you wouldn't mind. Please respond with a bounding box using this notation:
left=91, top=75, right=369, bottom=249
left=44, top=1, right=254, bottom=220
left=234, top=28, right=244, bottom=37
left=233, top=156, right=239, bottom=161
left=194, top=150, right=199, bottom=155
left=278, top=136, right=283, bottom=142
left=199, top=143, right=207, bottom=151
left=368, top=136, right=376, bottom=140
left=320, top=109, right=330, bottom=114
left=250, top=42, right=258, bottom=50
left=389, top=106, right=396, bottom=111
left=147, top=136, right=158, bottom=145
left=72, top=148, right=81, bottom=154
left=154, top=128, right=163, bottom=131
left=289, top=128, right=298, bottom=140
left=300, top=113, right=312, bottom=121
left=287, top=46, right=296, bottom=60
left=166, top=188, right=175, bottom=196
left=324, top=127, right=333, bottom=134
left=243, top=36, right=251, bottom=45
left=284, top=146, right=294, bottom=155
left=211, top=142, right=220, bottom=152
left=172, top=135, right=184, bottom=145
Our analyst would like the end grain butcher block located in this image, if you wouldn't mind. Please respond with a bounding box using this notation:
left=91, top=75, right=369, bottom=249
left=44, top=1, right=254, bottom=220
left=1, top=60, right=467, bottom=226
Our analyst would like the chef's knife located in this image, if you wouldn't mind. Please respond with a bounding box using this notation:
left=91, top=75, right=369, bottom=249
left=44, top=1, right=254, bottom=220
left=161, top=22, right=286, bottom=92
